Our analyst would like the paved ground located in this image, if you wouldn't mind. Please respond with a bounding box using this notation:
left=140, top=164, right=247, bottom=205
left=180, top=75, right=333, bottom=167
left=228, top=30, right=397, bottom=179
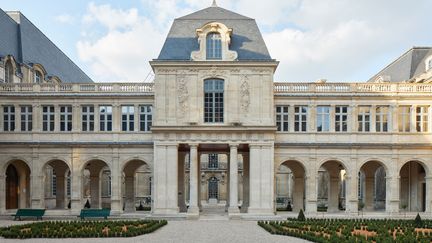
left=0, top=219, right=309, bottom=243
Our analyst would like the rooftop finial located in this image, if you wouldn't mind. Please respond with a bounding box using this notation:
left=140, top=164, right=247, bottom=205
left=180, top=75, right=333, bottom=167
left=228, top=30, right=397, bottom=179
left=211, top=0, right=217, bottom=7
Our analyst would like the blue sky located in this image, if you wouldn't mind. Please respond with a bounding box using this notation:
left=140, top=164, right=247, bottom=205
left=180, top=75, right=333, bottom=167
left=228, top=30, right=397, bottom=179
left=1, top=0, right=431, bottom=82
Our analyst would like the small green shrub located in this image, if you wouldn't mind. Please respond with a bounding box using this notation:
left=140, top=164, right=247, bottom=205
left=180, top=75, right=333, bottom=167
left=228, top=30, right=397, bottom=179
left=297, top=209, right=306, bottom=221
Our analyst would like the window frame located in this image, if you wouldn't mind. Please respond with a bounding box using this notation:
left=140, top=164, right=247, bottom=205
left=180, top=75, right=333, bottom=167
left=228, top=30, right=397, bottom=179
left=20, top=105, right=32, bottom=132
left=375, top=106, right=389, bottom=132
left=416, top=106, right=429, bottom=132
left=81, top=105, right=95, bottom=132
left=204, top=79, right=224, bottom=123
left=3, top=105, right=15, bottom=131
left=335, top=106, right=348, bottom=132
left=276, top=106, right=289, bottom=132
left=139, top=105, right=152, bottom=132
left=121, top=105, right=135, bottom=132
left=99, top=105, right=113, bottom=132
left=42, top=105, right=55, bottom=132
left=206, top=32, right=222, bottom=60
left=316, top=106, right=330, bottom=132
left=398, top=106, right=411, bottom=132
left=358, top=106, right=371, bottom=132
left=294, top=106, right=308, bottom=132
left=60, top=105, right=72, bottom=132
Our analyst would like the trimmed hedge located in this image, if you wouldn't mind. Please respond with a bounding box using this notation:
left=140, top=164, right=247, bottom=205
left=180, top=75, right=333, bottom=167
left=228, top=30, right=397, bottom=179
left=0, top=220, right=167, bottom=239
left=258, top=218, right=432, bottom=243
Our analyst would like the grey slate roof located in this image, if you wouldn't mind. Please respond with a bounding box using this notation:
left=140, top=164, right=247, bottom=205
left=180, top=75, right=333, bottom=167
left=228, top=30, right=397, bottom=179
left=368, top=47, right=432, bottom=82
left=156, top=6, right=273, bottom=61
left=0, top=9, right=93, bottom=83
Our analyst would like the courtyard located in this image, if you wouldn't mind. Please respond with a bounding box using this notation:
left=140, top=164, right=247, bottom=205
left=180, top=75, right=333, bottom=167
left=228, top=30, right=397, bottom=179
left=0, top=219, right=308, bottom=243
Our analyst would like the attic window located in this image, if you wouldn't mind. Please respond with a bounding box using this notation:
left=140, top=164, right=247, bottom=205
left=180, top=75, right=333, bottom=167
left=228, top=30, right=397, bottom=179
left=4, top=60, right=13, bottom=83
left=427, top=56, right=432, bottom=71
left=206, top=33, right=222, bottom=60
left=34, top=71, right=42, bottom=83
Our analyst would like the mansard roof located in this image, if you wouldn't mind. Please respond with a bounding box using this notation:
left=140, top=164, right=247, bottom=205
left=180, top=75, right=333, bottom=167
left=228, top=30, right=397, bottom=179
left=0, top=9, right=93, bottom=83
left=156, top=5, right=273, bottom=61
left=368, top=47, right=432, bottom=82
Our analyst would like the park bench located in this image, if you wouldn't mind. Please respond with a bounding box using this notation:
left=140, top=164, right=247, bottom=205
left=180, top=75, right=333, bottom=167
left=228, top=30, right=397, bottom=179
left=13, top=209, right=45, bottom=221
left=78, top=208, right=110, bottom=220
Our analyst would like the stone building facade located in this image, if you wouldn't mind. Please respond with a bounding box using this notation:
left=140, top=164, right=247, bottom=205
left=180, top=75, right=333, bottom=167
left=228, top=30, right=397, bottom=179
left=1, top=3, right=432, bottom=218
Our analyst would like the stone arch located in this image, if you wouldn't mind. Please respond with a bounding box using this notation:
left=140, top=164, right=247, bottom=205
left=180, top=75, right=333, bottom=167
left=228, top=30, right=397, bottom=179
left=4, top=159, right=31, bottom=209
left=317, top=159, right=347, bottom=212
left=399, top=160, right=428, bottom=212
left=358, top=160, right=387, bottom=211
left=276, top=160, right=306, bottom=212
left=41, top=159, right=71, bottom=209
left=81, top=159, right=111, bottom=209
left=122, top=159, right=151, bottom=212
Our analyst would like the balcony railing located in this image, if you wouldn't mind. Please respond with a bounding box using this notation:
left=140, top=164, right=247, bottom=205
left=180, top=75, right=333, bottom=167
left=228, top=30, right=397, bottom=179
left=0, top=83, right=154, bottom=93
left=274, top=82, right=432, bottom=94
left=1, top=82, right=432, bottom=95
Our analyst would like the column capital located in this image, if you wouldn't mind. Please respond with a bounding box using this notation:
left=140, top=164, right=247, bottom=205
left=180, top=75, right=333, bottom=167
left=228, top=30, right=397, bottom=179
left=229, top=143, right=239, bottom=148
left=189, top=143, right=199, bottom=148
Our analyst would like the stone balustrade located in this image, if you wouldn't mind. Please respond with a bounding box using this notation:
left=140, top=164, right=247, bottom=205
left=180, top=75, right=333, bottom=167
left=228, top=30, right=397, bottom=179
left=1, top=82, right=432, bottom=95
left=0, top=82, right=155, bottom=93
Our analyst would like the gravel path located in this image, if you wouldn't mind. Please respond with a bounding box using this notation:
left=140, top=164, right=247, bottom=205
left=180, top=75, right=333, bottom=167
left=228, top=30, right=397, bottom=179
left=0, top=219, right=310, bottom=243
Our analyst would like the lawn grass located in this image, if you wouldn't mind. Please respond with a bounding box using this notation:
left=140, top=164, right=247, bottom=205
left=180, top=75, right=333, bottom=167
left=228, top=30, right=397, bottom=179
left=0, top=219, right=167, bottom=239
left=259, top=216, right=432, bottom=242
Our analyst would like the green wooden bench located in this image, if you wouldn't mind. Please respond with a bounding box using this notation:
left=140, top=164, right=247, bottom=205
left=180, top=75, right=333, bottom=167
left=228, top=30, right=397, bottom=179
left=13, top=209, right=45, bottom=221
left=78, top=208, right=110, bottom=220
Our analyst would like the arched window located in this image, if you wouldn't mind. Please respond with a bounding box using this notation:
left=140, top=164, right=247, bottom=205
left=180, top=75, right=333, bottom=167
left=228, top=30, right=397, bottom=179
left=206, top=33, right=222, bottom=60
left=34, top=71, right=42, bottom=83
left=204, top=79, right=224, bottom=123
left=4, top=60, right=13, bottom=83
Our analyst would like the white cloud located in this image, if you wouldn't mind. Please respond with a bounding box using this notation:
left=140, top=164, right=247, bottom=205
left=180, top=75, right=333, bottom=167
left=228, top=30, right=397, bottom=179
left=77, top=0, right=432, bottom=82
left=54, top=14, right=75, bottom=24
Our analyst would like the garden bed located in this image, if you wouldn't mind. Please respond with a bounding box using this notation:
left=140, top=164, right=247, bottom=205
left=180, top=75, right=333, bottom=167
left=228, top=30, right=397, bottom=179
left=259, top=217, right=432, bottom=242
left=0, top=220, right=167, bottom=239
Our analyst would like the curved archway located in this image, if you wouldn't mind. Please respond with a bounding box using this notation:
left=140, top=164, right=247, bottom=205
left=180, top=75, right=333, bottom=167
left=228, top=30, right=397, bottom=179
left=317, top=160, right=347, bottom=212
left=276, top=160, right=306, bottom=212
left=82, top=160, right=111, bottom=209
left=122, top=159, right=151, bottom=212
left=400, top=160, right=427, bottom=212
left=5, top=160, right=31, bottom=209
left=358, top=160, right=387, bottom=211
left=42, top=160, right=71, bottom=210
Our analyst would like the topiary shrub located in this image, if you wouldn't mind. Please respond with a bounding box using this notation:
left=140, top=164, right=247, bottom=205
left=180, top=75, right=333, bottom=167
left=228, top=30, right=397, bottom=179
left=415, top=213, right=423, bottom=227
left=297, top=209, right=306, bottom=221
left=84, top=199, right=91, bottom=209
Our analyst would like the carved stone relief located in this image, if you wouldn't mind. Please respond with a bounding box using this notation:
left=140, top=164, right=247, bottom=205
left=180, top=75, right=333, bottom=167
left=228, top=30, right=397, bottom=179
left=177, top=75, right=188, bottom=118
left=240, top=75, right=250, bottom=112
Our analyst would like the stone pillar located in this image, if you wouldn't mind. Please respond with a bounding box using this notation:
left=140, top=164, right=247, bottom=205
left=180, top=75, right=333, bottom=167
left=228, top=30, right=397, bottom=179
left=56, top=175, right=65, bottom=209
left=228, top=144, right=240, bottom=214
left=110, top=152, right=122, bottom=214
left=153, top=143, right=179, bottom=214
left=305, top=173, right=317, bottom=213
left=364, top=176, right=374, bottom=210
left=54, top=104, right=60, bottom=132
left=345, top=174, right=358, bottom=214
left=328, top=176, right=339, bottom=212
left=188, top=144, right=199, bottom=215
left=124, top=176, right=135, bottom=212
left=178, top=152, right=187, bottom=212
left=70, top=152, right=82, bottom=214
left=410, top=106, right=416, bottom=132
left=386, top=175, right=400, bottom=213
left=72, top=104, right=80, bottom=132
left=0, top=175, right=5, bottom=213
left=293, top=177, right=304, bottom=212
left=90, top=175, right=100, bottom=208
left=370, top=105, right=376, bottom=132
left=248, top=144, right=274, bottom=215
left=425, top=176, right=432, bottom=213
left=30, top=151, right=43, bottom=208
left=15, top=104, right=21, bottom=132
left=241, top=153, right=250, bottom=213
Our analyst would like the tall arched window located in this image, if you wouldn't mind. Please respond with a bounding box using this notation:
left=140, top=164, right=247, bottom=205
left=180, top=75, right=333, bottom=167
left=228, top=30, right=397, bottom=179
left=204, top=79, right=224, bottom=123
left=206, top=33, right=222, bottom=60
left=4, top=60, right=13, bottom=83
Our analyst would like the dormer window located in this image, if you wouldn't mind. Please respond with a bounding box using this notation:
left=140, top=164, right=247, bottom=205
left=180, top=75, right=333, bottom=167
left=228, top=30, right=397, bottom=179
left=206, top=33, right=222, bottom=60
left=4, top=60, right=13, bottom=83
left=34, top=71, right=42, bottom=83
left=427, top=56, right=432, bottom=71
left=191, top=22, right=237, bottom=61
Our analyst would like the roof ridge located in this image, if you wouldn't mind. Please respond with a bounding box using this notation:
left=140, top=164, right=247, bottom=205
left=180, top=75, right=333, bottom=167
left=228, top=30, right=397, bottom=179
left=177, top=6, right=253, bottom=20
